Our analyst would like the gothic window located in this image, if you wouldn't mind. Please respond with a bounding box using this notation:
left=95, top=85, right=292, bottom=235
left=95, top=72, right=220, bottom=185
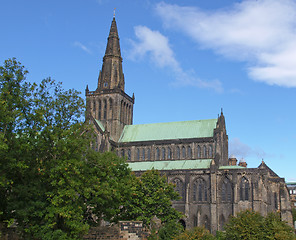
left=120, top=101, right=123, bottom=122
left=274, top=192, right=278, bottom=210
left=109, top=99, right=113, bottom=118
left=193, top=178, right=207, bottom=202
left=127, top=149, right=131, bottom=161
left=103, top=99, right=107, bottom=120
left=162, top=148, right=166, bottom=160
left=173, top=178, right=185, bottom=201
left=187, top=146, right=192, bottom=159
left=193, top=215, right=198, bottom=227
left=209, top=145, right=213, bottom=158
left=203, top=146, right=207, bottom=158
left=147, top=149, right=151, bottom=160
left=221, top=178, right=232, bottom=202
left=137, top=148, right=140, bottom=161
left=220, top=215, right=225, bottom=230
left=121, top=149, right=125, bottom=157
left=168, top=147, right=172, bottom=159
left=197, top=145, right=201, bottom=158
left=123, top=102, right=126, bottom=122
left=182, top=146, right=186, bottom=159
left=156, top=148, right=160, bottom=160
left=142, top=148, right=145, bottom=160
left=176, top=147, right=180, bottom=159
left=98, top=100, right=101, bottom=119
left=240, top=177, right=249, bottom=201
left=203, top=215, right=210, bottom=231
left=93, top=100, right=96, bottom=116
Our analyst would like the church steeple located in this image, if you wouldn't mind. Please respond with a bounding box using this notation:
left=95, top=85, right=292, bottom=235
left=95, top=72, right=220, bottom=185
left=97, top=17, right=125, bottom=92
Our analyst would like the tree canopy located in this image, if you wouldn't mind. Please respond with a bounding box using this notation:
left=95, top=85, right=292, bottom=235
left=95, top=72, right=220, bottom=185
left=119, top=169, right=182, bottom=226
left=0, top=58, right=182, bottom=240
left=223, top=210, right=296, bottom=240
left=0, top=58, right=133, bottom=239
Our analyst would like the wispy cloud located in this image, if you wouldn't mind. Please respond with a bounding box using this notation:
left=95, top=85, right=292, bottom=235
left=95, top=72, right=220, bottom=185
left=156, top=0, right=296, bottom=88
left=129, top=25, right=223, bottom=92
left=73, top=41, right=92, bottom=54
left=229, top=138, right=266, bottom=160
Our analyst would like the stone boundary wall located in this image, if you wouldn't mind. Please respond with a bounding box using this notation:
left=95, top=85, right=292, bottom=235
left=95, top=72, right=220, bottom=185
left=83, top=221, right=149, bottom=240
left=1, top=221, right=149, bottom=240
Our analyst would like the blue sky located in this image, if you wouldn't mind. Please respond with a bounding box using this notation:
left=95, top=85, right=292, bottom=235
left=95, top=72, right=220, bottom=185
left=1, top=0, right=295, bottom=181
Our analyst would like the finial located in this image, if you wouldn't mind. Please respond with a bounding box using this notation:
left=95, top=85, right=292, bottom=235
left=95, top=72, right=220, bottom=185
left=113, top=8, right=116, bottom=18
left=221, top=108, right=223, bottom=114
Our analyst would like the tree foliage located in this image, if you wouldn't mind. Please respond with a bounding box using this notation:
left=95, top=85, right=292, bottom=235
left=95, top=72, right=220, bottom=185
left=223, top=210, right=296, bottom=240
left=0, top=58, right=132, bottom=239
left=120, top=169, right=182, bottom=226
left=173, top=226, right=215, bottom=240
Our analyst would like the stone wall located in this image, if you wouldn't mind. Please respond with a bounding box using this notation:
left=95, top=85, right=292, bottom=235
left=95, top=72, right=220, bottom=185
left=83, top=221, right=149, bottom=240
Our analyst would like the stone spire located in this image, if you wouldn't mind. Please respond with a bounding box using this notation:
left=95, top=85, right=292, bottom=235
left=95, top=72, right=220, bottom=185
left=97, top=17, right=125, bottom=92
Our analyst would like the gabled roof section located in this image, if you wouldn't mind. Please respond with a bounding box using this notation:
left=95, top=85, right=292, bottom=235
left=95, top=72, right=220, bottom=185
left=128, top=159, right=212, bottom=171
left=219, top=165, right=246, bottom=170
left=119, top=119, right=217, bottom=143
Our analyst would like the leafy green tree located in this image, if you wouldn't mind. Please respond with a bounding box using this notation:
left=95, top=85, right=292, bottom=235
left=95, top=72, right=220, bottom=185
left=173, top=226, right=215, bottom=240
left=148, top=220, right=183, bottom=240
left=224, top=210, right=265, bottom=240
left=120, top=169, right=182, bottom=226
left=0, top=58, right=132, bottom=239
left=223, top=210, right=296, bottom=240
left=264, top=212, right=296, bottom=240
left=292, top=208, right=296, bottom=223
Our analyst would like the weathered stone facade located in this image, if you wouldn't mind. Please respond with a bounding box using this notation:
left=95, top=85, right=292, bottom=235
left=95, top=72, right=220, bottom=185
left=86, top=17, right=293, bottom=233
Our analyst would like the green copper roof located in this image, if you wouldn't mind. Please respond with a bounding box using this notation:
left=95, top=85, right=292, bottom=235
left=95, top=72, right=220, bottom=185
left=219, top=166, right=246, bottom=170
left=95, top=119, right=105, bottom=132
left=119, top=119, right=217, bottom=143
left=128, top=159, right=212, bottom=171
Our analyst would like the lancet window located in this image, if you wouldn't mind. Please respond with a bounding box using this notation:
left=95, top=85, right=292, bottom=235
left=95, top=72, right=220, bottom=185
left=240, top=177, right=249, bottom=201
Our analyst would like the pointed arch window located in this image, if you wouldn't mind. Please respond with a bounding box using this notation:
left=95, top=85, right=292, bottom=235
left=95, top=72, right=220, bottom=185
left=187, top=146, right=192, bottom=159
left=168, top=147, right=172, bottom=159
left=162, top=148, right=166, bottom=160
left=98, top=100, right=101, bottom=119
left=142, top=148, right=145, bottom=160
left=182, top=146, right=186, bottom=159
left=103, top=99, right=107, bottom=120
left=176, top=147, right=180, bottom=159
left=156, top=148, right=160, bottom=160
left=240, top=177, right=249, bottom=201
left=193, top=178, right=207, bottom=202
left=127, top=149, right=131, bottom=161
left=137, top=148, right=140, bottom=161
left=121, top=149, right=125, bottom=158
left=147, top=149, right=151, bottom=160
left=274, top=192, right=278, bottom=210
left=197, top=146, right=201, bottom=158
left=173, top=178, right=185, bottom=201
left=209, top=145, right=213, bottom=158
left=203, top=146, right=207, bottom=158
left=221, top=178, right=232, bottom=202
left=109, top=98, right=113, bottom=119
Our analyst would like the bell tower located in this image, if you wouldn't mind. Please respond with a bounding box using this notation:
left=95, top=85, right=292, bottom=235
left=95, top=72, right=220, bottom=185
left=86, top=17, right=134, bottom=142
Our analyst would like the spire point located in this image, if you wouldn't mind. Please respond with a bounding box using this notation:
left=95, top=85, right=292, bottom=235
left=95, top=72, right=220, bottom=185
left=113, top=8, right=116, bottom=18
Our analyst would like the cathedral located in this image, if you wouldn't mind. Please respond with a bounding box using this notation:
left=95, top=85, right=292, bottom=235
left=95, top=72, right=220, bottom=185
left=85, top=17, right=293, bottom=232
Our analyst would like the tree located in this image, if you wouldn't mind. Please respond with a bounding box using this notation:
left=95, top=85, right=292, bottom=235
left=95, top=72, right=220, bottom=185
left=264, top=212, right=296, bottom=240
left=0, top=58, right=132, bottom=239
left=120, top=169, right=182, bottom=226
left=173, top=226, right=215, bottom=240
left=224, top=210, right=265, bottom=240
left=223, top=210, right=296, bottom=240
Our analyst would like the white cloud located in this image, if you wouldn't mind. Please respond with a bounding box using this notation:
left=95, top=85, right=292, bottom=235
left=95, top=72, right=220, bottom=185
left=155, top=0, right=296, bottom=87
left=129, top=25, right=223, bottom=92
left=73, top=41, right=92, bottom=54
left=229, top=138, right=266, bottom=160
